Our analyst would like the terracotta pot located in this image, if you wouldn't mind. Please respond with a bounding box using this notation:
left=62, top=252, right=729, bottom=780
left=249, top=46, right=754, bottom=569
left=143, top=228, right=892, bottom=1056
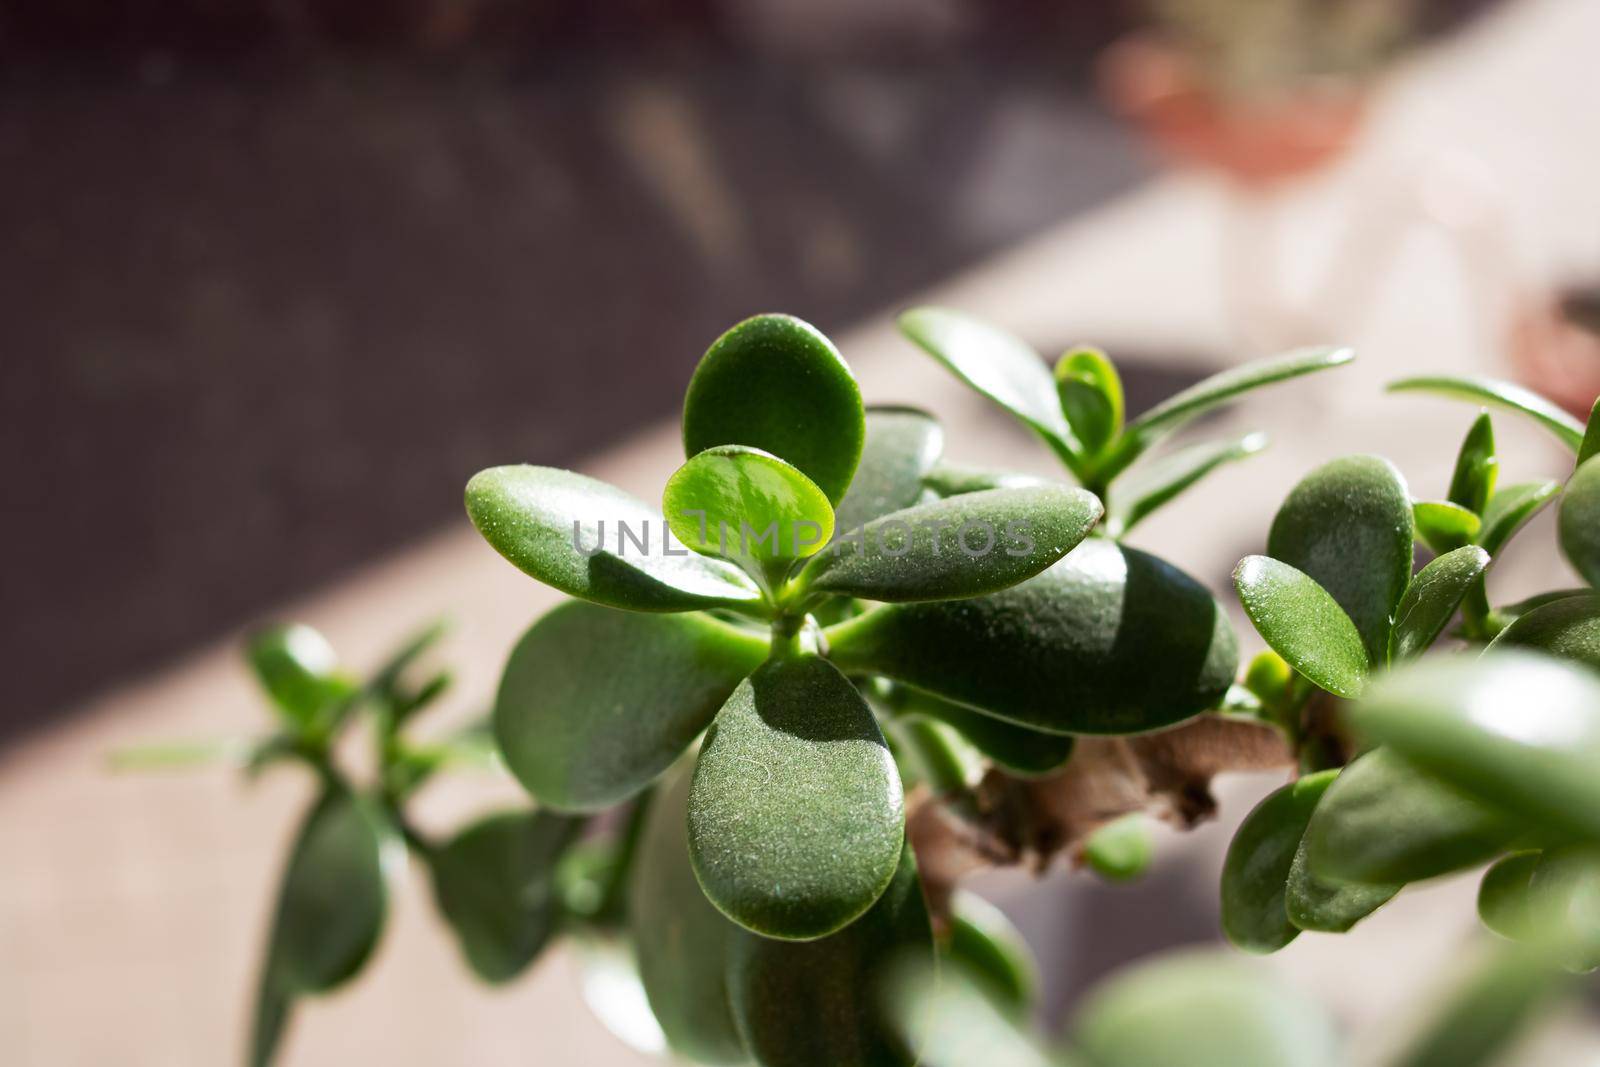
left=1098, top=33, right=1368, bottom=188
left=1509, top=289, right=1600, bottom=420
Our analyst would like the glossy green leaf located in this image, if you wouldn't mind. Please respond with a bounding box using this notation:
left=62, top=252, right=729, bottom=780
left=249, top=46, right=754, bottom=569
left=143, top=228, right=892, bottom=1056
left=795, top=485, right=1101, bottom=604
left=889, top=957, right=1066, bottom=1067
left=247, top=624, right=352, bottom=729
left=1352, top=651, right=1600, bottom=842
left=1448, top=412, right=1498, bottom=515
left=269, top=789, right=397, bottom=995
left=898, top=307, right=1076, bottom=463
left=1303, top=747, right=1518, bottom=885
left=663, top=445, right=835, bottom=568
left=465, top=465, right=762, bottom=612
left=1107, top=433, right=1266, bottom=536
left=1523, top=845, right=1600, bottom=972
left=1478, top=851, right=1541, bottom=942
left=1389, top=939, right=1571, bottom=1067
left=1477, top=479, right=1561, bottom=557
left=1285, top=833, right=1397, bottom=933
left=1234, top=556, right=1368, bottom=697
left=1486, top=589, right=1592, bottom=633
left=690, top=655, right=905, bottom=939
left=1559, top=457, right=1600, bottom=587
left=630, top=760, right=748, bottom=1064
left=683, top=313, right=864, bottom=503
left=1580, top=397, right=1600, bottom=466
left=834, top=406, right=945, bottom=533
left=1489, top=591, right=1600, bottom=670
left=887, top=686, right=1075, bottom=778
left=1055, top=346, right=1123, bottom=457
left=945, top=891, right=1039, bottom=1014
left=727, top=841, right=932, bottom=1067
left=922, top=463, right=1047, bottom=497
left=495, top=602, right=766, bottom=811
left=430, top=809, right=581, bottom=984
left=1084, top=815, right=1154, bottom=883
left=1267, top=455, right=1414, bottom=665
left=1413, top=500, right=1481, bottom=554
left=1221, top=772, right=1333, bottom=953
left=1071, top=950, right=1341, bottom=1067
left=826, top=540, right=1238, bottom=734
left=1389, top=546, right=1492, bottom=662
left=1389, top=375, right=1585, bottom=451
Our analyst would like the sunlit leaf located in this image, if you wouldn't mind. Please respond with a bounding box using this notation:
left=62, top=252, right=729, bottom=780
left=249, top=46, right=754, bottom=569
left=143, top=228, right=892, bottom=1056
left=1055, top=346, right=1123, bottom=457
left=1477, top=480, right=1561, bottom=557
left=1413, top=500, right=1480, bottom=554
left=663, top=445, right=835, bottom=568
left=1559, top=457, right=1600, bottom=587
left=1234, top=556, right=1368, bottom=696
left=1448, top=412, right=1498, bottom=515
left=1388, top=375, right=1584, bottom=452
left=1108, top=433, right=1266, bottom=536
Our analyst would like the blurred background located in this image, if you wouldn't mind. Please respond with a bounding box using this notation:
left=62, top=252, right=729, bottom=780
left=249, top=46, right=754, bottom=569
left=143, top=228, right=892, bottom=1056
left=4, top=0, right=1600, bottom=1063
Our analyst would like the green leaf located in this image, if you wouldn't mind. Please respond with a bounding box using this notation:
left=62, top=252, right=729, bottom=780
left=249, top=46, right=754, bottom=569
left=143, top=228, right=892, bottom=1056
left=248, top=958, right=293, bottom=1067
left=1055, top=346, right=1123, bottom=456
left=1448, top=412, right=1497, bottom=515
left=834, top=406, right=945, bottom=533
left=1107, top=433, right=1266, bottom=536
left=108, top=738, right=251, bottom=771
left=1285, top=834, right=1398, bottom=933
left=430, top=809, right=581, bottom=984
left=885, top=685, right=1075, bottom=778
left=795, top=485, right=1102, bottom=604
left=1266, top=454, right=1414, bottom=665
left=1389, top=546, right=1492, bottom=662
left=1580, top=397, right=1600, bottom=466
left=1413, top=500, right=1481, bottom=554
left=826, top=540, right=1237, bottom=734
left=1523, top=845, right=1600, bottom=972
left=1303, top=747, right=1519, bottom=885
left=630, top=760, right=748, bottom=1064
left=888, top=957, right=1064, bottom=1067
left=1489, top=591, right=1600, bottom=671
left=683, top=313, right=865, bottom=504
left=465, top=465, right=762, bottom=612
left=663, top=445, right=835, bottom=568
left=1388, top=940, right=1571, bottom=1067
left=1477, top=480, right=1562, bottom=557
left=944, top=891, right=1039, bottom=1014
left=1221, top=771, right=1334, bottom=954
left=495, top=602, right=766, bottom=811
left=690, top=655, right=905, bottom=939
left=1351, top=651, right=1600, bottom=842
left=922, top=463, right=1047, bottom=497
left=569, top=932, right=669, bottom=1055
left=1486, top=589, right=1592, bottom=633
left=1234, top=556, right=1368, bottom=697
left=888, top=716, right=983, bottom=795
left=1559, top=457, right=1600, bottom=587
left=1242, top=650, right=1292, bottom=706
left=1389, top=375, right=1584, bottom=452
left=1103, top=346, right=1353, bottom=480
left=246, top=624, right=352, bottom=729
left=728, top=841, right=932, bottom=1067
left=1478, top=851, right=1541, bottom=941
left=1071, top=950, right=1341, bottom=1067
left=898, top=307, right=1076, bottom=465
left=1084, top=814, right=1154, bottom=883
left=269, top=789, right=397, bottom=994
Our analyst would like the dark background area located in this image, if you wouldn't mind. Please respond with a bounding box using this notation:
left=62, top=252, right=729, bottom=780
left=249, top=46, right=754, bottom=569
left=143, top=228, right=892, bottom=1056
left=0, top=1, right=1496, bottom=739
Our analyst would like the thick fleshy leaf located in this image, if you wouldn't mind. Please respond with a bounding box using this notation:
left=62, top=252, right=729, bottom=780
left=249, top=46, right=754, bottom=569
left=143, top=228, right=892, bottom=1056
left=663, top=445, right=835, bottom=566
left=1389, top=375, right=1584, bottom=451
left=922, top=464, right=1048, bottom=497
left=884, top=685, right=1075, bottom=777
left=1351, top=651, right=1600, bottom=842
left=1477, top=480, right=1562, bottom=557
left=1267, top=454, right=1413, bottom=665
left=249, top=958, right=293, bottom=1067
left=945, top=891, right=1039, bottom=1013
left=834, top=407, right=945, bottom=534
left=1055, top=346, right=1123, bottom=457
left=1486, top=589, right=1592, bottom=633
left=1581, top=398, right=1600, bottom=466
left=889, top=716, right=983, bottom=794
left=1285, top=835, right=1397, bottom=933
left=1071, top=950, right=1341, bottom=1067
left=466, top=465, right=761, bottom=611
left=796, top=485, right=1101, bottom=604
left=690, top=655, right=905, bottom=939
left=1303, top=747, right=1519, bottom=885
left=1489, top=592, right=1600, bottom=670
left=247, top=624, right=352, bottom=729
left=1448, top=412, right=1498, bottom=514
left=495, top=602, right=766, bottom=811
left=727, top=841, right=932, bottom=1067
left=1221, top=772, right=1332, bottom=953
left=1389, top=546, right=1492, bottom=662
left=1084, top=815, right=1154, bottom=882
left=430, top=810, right=581, bottom=984
left=1478, top=851, right=1541, bottom=941
left=682, top=313, right=864, bottom=503
left=825, top=539, right=1237, bottom=734
left=889, top=958, right=1064, bottom=1067
left=898, top=307, right=1075, bottom=462
left=1389, top=939, right=1572, bottom=1067
left=1234, top=556, right=1368, bottom=696
left=630, top=760, right=748, bottom=1064
left=1523, top=845, right=1600, bottom=972
left=1559, top=457, right=1600, bottom=587
left=1102, top=346, right=1353, bottom=480
left=1413, top=500, right=1481, bottom=554
left=1107, top=433, right=1266, bottom=536
left=269, top=789, right=397, bottom=994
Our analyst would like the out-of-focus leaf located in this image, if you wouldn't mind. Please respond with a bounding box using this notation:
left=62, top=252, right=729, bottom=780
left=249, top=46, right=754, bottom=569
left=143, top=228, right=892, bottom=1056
left=108, top=738, right=251, bottom=771
left=1559, top=457, right=1600, bottom=587
left=1580, top=397, right=1600, bottom=466
left=944, top=891, right=1039, bottom=1014
left=922, top=464, right=1047, bottom=497
left=1388, top=375, right=1584, bottom=451
left=1107, top=433, right=1266, bottom=537
left=1387, top=941, right=1571, bottom=1067
left=883, top=685, right=1075, bottom=778
left=1084, top=814, right=1154, bottom=883
left=888, top=956, right=1064, bottom=1067
left=1389, top=546, right=1491, bottom=662
left=1285, top=833, right=1397, bottom=933
left=1489, top=591, right=1600, bottom=671
left=833, top=407, right=945, bottom=533
left=1221, top=772, right=1331, bottom=953
left=570, top=933, right=669, bottom=1056
left=1478, top=851, right=1541, bottom=942
left=1234, top=556, right=1368, bottom=696
left=1524, top=845, right=1600, bottom=972
left=247, top=624, right=353, bottom=730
